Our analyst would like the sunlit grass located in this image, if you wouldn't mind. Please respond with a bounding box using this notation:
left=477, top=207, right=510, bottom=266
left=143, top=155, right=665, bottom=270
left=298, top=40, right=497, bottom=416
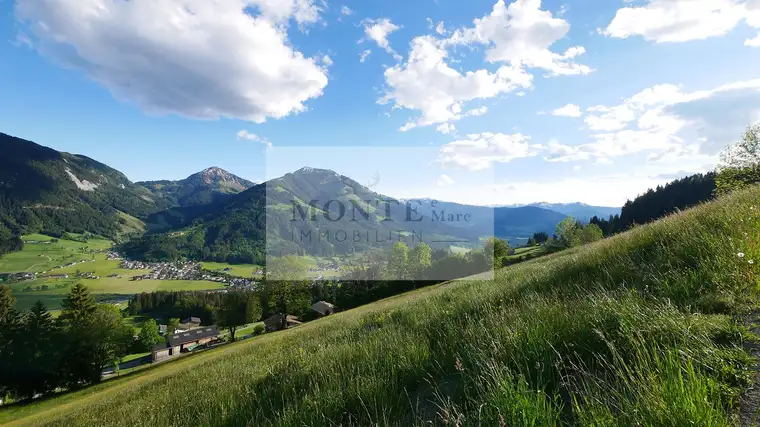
left=2, top=186, right=759, bottom=426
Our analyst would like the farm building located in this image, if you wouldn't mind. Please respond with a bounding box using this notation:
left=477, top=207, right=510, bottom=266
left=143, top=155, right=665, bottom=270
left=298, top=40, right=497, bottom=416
left=179, top=317, right=202, bottom=330
left=263, top=313, right=302, bottom=332
left=152, top=326, right=220, bottom=362
left=311, top=301, right=335, bottom=316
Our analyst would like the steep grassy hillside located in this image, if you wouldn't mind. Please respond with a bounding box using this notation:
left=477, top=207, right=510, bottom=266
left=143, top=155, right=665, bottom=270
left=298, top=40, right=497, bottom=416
left=2, top=186, right=759, bottom=426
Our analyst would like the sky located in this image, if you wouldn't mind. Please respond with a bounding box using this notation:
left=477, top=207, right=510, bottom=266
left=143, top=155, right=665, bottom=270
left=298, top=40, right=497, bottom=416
left=1, top=0, right=760, bottom=207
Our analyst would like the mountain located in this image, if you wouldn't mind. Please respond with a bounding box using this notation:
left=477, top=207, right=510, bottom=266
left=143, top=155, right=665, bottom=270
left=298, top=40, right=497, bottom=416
left=122, top=167, right=572, bottom=263
left=520, top=202, right=620, bottom=222
left=138, top=167, right=254, bottom=208
left=0, top=132, right=164, bottom=240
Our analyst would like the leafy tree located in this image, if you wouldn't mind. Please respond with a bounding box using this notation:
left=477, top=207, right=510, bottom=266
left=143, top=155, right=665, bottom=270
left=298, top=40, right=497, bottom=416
left=555, top=217, right=582, bottom=248
left=245, top=294, right=262, bottom=325
left=408, top=243, right=432, bottom=279
left=217, top=292, right=254, bottom=342
left=139, top=319, right=162, bottom=351
left=484, top=237, right=510, bottom=268
left=531, top=232, right=549, bottom=244
left=715, top=124, right=760, bottom=196
left=388, top=242, right=409, bottom=279
left=167, top=318, right=180, bottom=336
left=580, top=223, right=603, bottom=244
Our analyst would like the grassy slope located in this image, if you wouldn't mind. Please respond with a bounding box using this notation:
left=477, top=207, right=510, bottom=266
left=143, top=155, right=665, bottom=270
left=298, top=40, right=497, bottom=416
left=2, top=187, right=760, bottom=426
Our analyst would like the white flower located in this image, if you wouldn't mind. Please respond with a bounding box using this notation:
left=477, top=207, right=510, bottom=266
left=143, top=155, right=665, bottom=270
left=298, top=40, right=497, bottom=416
left=738, top=252, right=746, bottom=258
left=750, top=260, right=755, bottom=265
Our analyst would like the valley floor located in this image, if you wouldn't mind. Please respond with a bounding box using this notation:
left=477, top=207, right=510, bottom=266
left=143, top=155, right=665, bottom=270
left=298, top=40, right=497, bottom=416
left=1, top=187, right=759, bottom=426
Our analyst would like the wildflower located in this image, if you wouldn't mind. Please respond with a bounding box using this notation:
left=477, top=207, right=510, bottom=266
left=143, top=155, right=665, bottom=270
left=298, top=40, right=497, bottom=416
left=750, top=260, right=755, bottom=265
left=738, top=252, right=745, bottom=258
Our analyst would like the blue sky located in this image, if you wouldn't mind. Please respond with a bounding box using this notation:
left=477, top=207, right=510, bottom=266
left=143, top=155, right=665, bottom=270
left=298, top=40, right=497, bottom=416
left=2, top=0, right=760, bottom=206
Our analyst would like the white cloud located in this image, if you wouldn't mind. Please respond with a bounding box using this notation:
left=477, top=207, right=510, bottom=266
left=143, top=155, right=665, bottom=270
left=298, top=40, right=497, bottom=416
left=438, top=132, right=543, bottom=170
left=549, top=79, right=760, bottom=164
left=382, top=0, right=589, bottom=132
left=382, top=36, right=533, bottom=131
left=446, top=0, right=592, bottom=76
left=551, top=103, right=582, bottom=117
left=435, top=21, right=447, bottom=35
left=360, top=18, right=403, bottom=60
left=436, top=123, right=457, bottom=134
left=16, top=0, right=328, bottom=123
left=436, top=174, right=455, bottom=187
left=322, top=55, right=334, bottom=66
left=237, top=130, right=273, bottom=148
left=603, top=0, right=760, bottom=46
left=359, top=49, right=372, bottom=63
left=340, top=6, right=353, bottom=16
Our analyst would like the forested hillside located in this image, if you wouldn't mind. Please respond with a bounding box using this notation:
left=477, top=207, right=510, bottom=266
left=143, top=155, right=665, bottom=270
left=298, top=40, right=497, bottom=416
left=592, top=172, right=716, bottom=235
left=0, top=133, right=164, bottom=241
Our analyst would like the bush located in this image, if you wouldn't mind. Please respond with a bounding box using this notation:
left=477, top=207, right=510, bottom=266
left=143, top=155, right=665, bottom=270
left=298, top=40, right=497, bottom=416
left=253, top=324, right=265, bottom=336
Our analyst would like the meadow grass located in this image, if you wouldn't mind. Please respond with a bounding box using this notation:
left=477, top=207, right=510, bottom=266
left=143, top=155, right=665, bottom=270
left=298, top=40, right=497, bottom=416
left=2, top=187, right=760, bottom=426
left=0, top=235, right=111, bottom=274
left=201, top=261, right=263, bottom=278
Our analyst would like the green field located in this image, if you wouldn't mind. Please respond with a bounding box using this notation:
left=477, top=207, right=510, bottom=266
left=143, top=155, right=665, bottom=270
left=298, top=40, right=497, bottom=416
left=1, top=187, right=759, bottom=426
left=200, top=262, right=263, bottom=278
left=0, top=234, right=111, bottom=274
left=2, top=235, right=227, bottom=313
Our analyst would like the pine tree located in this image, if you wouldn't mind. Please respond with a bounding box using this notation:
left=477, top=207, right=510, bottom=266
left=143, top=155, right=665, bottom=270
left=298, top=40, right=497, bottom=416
left=59, top=283, right=96, bottom=325
left=18, top=301, right=59, bottom=398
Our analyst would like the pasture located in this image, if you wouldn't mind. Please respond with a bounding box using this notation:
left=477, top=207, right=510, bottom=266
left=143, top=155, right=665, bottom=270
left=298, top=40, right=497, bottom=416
left=1, top=186, right=759, bottom=426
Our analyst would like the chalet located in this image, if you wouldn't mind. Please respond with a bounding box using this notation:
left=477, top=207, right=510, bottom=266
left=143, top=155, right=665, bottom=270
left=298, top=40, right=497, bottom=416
left=152, top=326, right=219, bottom=362
left=263, top=313, right=302, bottom=332
left=311, top=301, right=335, bottom=316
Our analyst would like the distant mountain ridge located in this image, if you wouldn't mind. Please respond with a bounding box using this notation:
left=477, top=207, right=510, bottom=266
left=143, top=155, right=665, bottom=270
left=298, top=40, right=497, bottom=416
left=497, top=201, right=620, bottom=221
left=138, top=167, right=254, bottom=208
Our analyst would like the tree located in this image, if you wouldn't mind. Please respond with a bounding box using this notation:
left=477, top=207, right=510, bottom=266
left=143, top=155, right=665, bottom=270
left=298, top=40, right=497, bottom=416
left=167, top=318, right=180, bottom=336
left=139, top=319, right=162, bottom=351
left=388, top=242, right=409, bottom=279
left=580, top=223, right=604, bottom=244
left=0, top=285, right=21, bottom=398
left=59, top=298, right=133, bottom=388
left=555, top=217, right=582, bottom=248
left=531, top=232, right=549, bottom=244
left=408, top=243, right=432, bottom=279
left=484, top=237, right=510, bottom=268
left=17, top=301, right=59, bottom=398
left=715, top=124, right=760, bottom=196
left=217, top=292, right=253, bottom=342
left=59, top=283, right=96, bottom=325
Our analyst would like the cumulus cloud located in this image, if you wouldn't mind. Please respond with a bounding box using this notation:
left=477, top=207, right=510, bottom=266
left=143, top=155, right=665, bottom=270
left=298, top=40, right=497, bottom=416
left=383, top=36, right=533, bottom=131
left=551, top=103, right=582, bottom=117
left=360, top=18, right=403, bottom=60
left=436, top=174, right=455, bottom=187
left=603, top=0, right=760, bottom=46
left=436, top=123, right=457, bottom=135
left=548, top=79, right=760, bottom=164
left=15, top=0, right=329, bottom=123
left=237, top=130, right=273, bottom=148
left=359, top=49, right=372, bottom=63
left=382, top=0, right=589, bottom=132
left=437, top=132, right=543, bottom=170
left=341, top=6, right=353, bottom=16
left=435, top=21, right=447, bottom=35
left=446, top=0, right=592, bottom=76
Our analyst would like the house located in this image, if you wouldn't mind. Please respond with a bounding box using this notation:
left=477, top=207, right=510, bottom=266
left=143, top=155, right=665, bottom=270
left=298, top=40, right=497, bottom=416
left=263, top=313, right=302, bottom=332
left=151, top=326, right=220, bottom=362
left=311, top=301, right=335, bottom=316
left=180, top=317, right=202, bottom=330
